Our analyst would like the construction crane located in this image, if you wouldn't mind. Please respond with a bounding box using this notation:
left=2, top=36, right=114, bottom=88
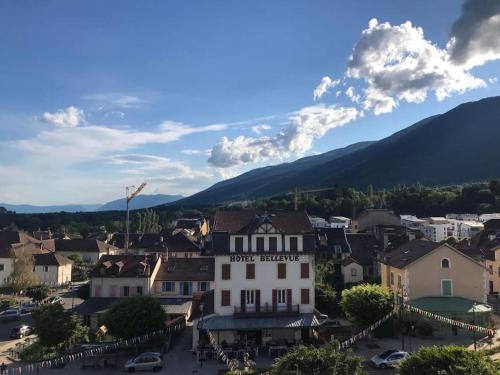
left=124, top=182, right=147, bottom=253
left=292, top=186, right=338, bottom=211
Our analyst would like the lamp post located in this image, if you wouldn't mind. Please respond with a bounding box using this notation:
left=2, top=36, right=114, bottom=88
left=472, top=302, right=477, bottom=351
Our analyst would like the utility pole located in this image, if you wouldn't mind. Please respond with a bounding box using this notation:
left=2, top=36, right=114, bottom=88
left=125, top=183, right=146, bottom=253
left=399, top=284, right=406, bottom=351
left=472, top=302, right=477, bottom=351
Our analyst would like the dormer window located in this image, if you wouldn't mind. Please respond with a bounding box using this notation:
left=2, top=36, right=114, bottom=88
left=167, top=264, right=176, bottom=272
left=441, top=258, right=450, bottom=269
left=200, top=265, right=209, bottom=272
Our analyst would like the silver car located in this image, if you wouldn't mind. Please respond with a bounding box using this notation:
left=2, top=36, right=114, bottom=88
left=0, top=309, right=21, bottom=323
left=124, top=353, right=162, bottom=372
left=371, top=350, right=408, bottom=369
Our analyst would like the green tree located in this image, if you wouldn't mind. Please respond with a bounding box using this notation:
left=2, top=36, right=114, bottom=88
left=8, top=250, right=38, bottom=292
left=136, top=209, right=161, bottom=233
left=315, top=283, right=337, bottom=317
left=102, top=296, right=166, bottom=339
left=25, top=284, right=50, bottom=302
left=67, top=253, right=83, bottom=264
left=398, top=345, right=500, bottom=375
left=32, top=304, right=88, bottom=348
left=340, top=284, right=394, bottom=326
left=270, top=344, right=366, bottom=375
left=77, top=283, right=90, bottom=300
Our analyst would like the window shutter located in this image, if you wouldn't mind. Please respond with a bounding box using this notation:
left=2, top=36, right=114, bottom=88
left=300, top=263, right=309, bottom=278
left=240, top=290, right=246, bottom=312
left=222, top=264, right=231, bottom=280
left=272, top=289, right=277, bottom=312
left=221, top=290, right=230, bottom=306
left=255, top=290, right=261, bottom=312
left=287, top=289, right=292, bottom=311
left=278, top=263, right=286, bottom=279
left=246, top=263, right=255, bottom=279
left=301, top=288, right=310, bottom=304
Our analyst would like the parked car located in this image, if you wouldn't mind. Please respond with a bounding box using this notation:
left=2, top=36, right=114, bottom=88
left=10, top=325, right=34, bottom=339
left=44, top=296, right=63, bottom=305
left=124, top=353, right=163, bottom=372
left=19, top=303, right=37, bottom=314
left=371, top=350, right=409, bottom=369
left=0, top=309, right=21, bottom=322
left=318, top=314, right=342, bottom=327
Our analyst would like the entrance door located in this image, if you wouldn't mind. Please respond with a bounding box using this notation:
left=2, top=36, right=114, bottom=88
left=245, top=290, right=256, bottom=311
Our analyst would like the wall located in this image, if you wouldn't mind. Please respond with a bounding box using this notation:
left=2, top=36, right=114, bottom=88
left=34, top=265, right=61, bottom=286
left=57, top=251, right=100, bottom=264
left=90, top=277, right=152, bottom=297
left=214, top=254, right=315, bottom=316
left=342, top=262, right=363, bottom=284
left=486, top=248, right=500, bottom=294
left=153, top=280, right=215, bottom=296
left=0, top=258, right=15, bottom=286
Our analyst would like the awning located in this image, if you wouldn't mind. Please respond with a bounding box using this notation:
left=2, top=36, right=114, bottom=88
left=197, top=313, right=320, bottom=331
left=75, top=297, right=193, bottom=315
left=408, top=297, right=492, bottom=314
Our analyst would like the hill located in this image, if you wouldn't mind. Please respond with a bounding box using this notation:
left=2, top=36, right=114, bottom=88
left=0, top=203, right=101, bottom=214
left=178, top=96, right=500, bottom=205
left=96, top=194, right=183, bottom=211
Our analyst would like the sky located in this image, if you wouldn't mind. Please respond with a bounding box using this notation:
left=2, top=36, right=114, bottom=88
left=0, top=0, right=499, bottom=205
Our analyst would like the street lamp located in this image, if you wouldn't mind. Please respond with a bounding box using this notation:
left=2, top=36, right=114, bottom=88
left=472, top=302, right=477, bottom=351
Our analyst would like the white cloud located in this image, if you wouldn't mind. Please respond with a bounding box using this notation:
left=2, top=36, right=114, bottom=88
left=42, top=106, right=86, bottom=128
left=347, top=18, right=485, bottom=115
left=345, top=86, right=361, bottom=103
left=447, top=0, right=500, bottom=69
left=251, top=124, right=272, bottom=134
left=489, top=77, right=498, bottom=84
left=83, top=93, right=148, bottom=109
left=208, top=104, right=359, bottom=168
left=313, top=76, right=340, bottom=101
left=181, top=149, right=211, bottom=156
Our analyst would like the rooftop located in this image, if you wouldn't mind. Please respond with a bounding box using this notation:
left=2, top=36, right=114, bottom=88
left=409, top=297, right=492, bottom=313
left=155, top=257, right=214, bottom=281
left=89, top=254, right=159, bottom=278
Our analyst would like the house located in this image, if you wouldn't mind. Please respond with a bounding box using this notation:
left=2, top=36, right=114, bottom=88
left=154, top=257, right=214, bottom=296
left=316, top=228, right=350, bottom=266
left=379, top=239, right=491, bottom=336
left=33, top=253, right=73, bottom=286
left=328, top=216, right=351, bottom=229
left=341, top=258, right=363, bottom=284
left=352, top=209, right=400, bottom=233
left=44, top=239, right=120, bottom=264
left=108, top=233, right=166, bottom=254
left=174, top=217, right=210, bottom=238
left=345, top=233, right=380, bottom=280
left=400, top=215, right=427, bottom=231
left=194, top=209, right=319, bottom=351
left=164, top=230, right=202, bottom=258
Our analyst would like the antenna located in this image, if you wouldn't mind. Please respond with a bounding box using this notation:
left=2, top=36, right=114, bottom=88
left=125, top=182, right=147, bottom=253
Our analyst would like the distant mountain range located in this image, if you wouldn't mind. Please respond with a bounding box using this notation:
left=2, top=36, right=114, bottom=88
left=177, top=96, right=500, bottom=205
left=0, top=194, right=183, bottom=214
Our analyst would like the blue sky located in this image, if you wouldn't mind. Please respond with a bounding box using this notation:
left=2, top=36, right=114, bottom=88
left=0, top=0, right=499, bottom=204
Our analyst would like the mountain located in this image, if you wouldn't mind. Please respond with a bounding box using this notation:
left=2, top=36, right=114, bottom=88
left=178, top=96, right=500, bottom=205
left=0, top=203, right=101, bottom=214
left=96, top=194, right=183, bottom=211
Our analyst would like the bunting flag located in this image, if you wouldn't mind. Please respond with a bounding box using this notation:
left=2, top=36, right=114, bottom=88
left=5, top=317, right=186, bottom=375
left=403, top=303, right=496, bottom=337
left=205, top=328, right=247, bottom=375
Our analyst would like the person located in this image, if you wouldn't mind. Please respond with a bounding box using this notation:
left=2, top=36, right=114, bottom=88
left=1, top=362, right=7, bottom=374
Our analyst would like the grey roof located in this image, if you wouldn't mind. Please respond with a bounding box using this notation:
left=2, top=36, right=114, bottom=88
left=381, top=239, right=442, bottom=269
left=34, top=252, right=73, bottom=266
left=409, top=297, right=492, bottom=313
left=75, top=297, right=192, bottom=315
left=197, top=313, right=319, bottom=331
left=346, top=233, right=380, bottom=266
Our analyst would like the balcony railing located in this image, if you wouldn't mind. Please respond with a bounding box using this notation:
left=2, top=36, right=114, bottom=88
left=233, top=303, right=300, bottom=318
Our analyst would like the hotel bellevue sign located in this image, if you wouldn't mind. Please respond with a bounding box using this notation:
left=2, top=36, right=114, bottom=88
left=229, top=254, right=300, bottom=262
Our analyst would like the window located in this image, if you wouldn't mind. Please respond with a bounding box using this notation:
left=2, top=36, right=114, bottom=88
left=489, top=265, right=493, bottom=275
left=301, top=288, right=310, bottom=304
left=181, top=282, right=192, bottom=296
left=277, top=289, right=287, bottom=305
left=246, top=263, right=255, bottom=279
left=122, top=286, right=130, bottom=297
left=162, top=281, right=175, bottom=292
left=44, top=266, right=49, bottom=272
left=221, top=264, right=231, bottom=280
left=256, top=237, right=265, bottom=252
left=221, top=290, right=230, bottom=306
left=277, top=263, right=286, bottom=279
left=94, top=286, right=101, bottom=297
left=441, top=258, right=450, bottom=268
left=351, top=268, right=357, bottom=277
left=245, top=290, right=256, bottom=306
left=199, top=265, right=209, bottom=272
left=300, top=263, right=309, bottom=279
left=109, top=285, right=117, bottom=297
left=0, top=264, right=4, bottom=272
left=198, top=281, right=209, bottom=292
left=167, top=264, right=176, bottom=272
left=441, top=280, right=453, bottom=297
left=390, top=272, right=394, bottom=285
left=269, top=237, right=277, bottom=251
left=397, top=275, right=402, bottom=288
left=289, top=237, right=298, bottom=252
left=235, top=237, right=244, bottom=252
left=136, top=286, right=143, bottom=296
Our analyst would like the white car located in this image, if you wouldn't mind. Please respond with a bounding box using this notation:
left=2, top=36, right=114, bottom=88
left=0, top=309, right=21, bottom=322
left=124, top=353, right=163, bottom=372
left=371, top=350, right=409, bottom=369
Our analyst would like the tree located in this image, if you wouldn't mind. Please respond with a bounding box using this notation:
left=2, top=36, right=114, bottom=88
left=270, top=345, right=366, bottom=375
left=136, top=209, right=161, bottom=233
left=67, top=254, right=83, bottom=264
left=32, top=304, right=88, bottom=348
left=77, top=283, right=90, bottom=300
left=8, top=250, right=38, bottom=292
left=398, top=345, right=500, bottom=375
left=340, top=284, right=394, bottom=326
left=26, top=284, right=50, bottom=302
left=315, top=283, right=337, bottom=317
left=102, top=296, right=166, bottom=339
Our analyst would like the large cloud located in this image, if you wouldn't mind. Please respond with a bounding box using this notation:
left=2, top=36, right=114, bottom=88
left=208, top=105, right=359, bottom=168
left=42, top=106, right=86, bottom=128
left=447, top=0, right=500, bottom=69
left=347, top=18, right=485, bottom=115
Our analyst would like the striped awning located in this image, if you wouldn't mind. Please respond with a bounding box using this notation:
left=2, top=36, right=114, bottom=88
left=197, top=313, right=320, bottom=331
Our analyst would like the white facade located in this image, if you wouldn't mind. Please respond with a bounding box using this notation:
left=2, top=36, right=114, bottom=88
left=33, top=263, right=72, bottom=286
left=400, top=215, right=426, bottom=230
left=154, top=280, right=215, bottom=296
left=479, top=213, right=500, bottom=223
left=341, top=262, right=363, bottom=284
left=0, top=258, right=15, bottom=286
left=214, top=254, right=315, bottom=316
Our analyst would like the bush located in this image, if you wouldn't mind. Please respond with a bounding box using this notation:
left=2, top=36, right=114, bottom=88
left=315, top=283, right=338, bottom=317
left=398, top=345, right=500, bottom=375
left=19, top=342, right=58, bottom=362
left=0, top=298, right=17, bottom=310
left=340, top=284, right=394, bottom=326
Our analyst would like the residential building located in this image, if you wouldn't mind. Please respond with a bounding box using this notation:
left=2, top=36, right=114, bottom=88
left=379, top=239, right=491, bottom=336
left=43, top=239, right=120, bottom=264
left=352, top=209, right=400, bottom=233
left=164, top=230, right=202, bottom=258
left=328, top=216, right=351, bottom=229
left=33, top=253, right=73, bottom=286
left=479, top=213, right=500, bottom=223
left=154, top=257, right=214, bottom=296
left=316, top=227, right=350, bottom=266
left=345, top=233, right=380, bottom=279
left=174, top=217, right=210, bottom=238
left=194, top=209, right=319, bottom=350
left=400, top=215, right=426, bottom=231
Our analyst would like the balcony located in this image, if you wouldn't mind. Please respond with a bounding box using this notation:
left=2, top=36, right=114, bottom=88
left=233, top=303, right=300, bottom=318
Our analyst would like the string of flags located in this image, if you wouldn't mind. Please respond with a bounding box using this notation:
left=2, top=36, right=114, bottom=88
left=403, top=303, right=496, bottom=338
left=206, top=328, right=245, bottom=375
left=4, top=317, right=186, bottom=375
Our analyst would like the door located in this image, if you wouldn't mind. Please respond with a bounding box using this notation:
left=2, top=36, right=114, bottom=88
left=489, top=280, right=494, bottom=294
left=245, top=290, right=256, bottom=311
left=277, top=289, right=287, bottom=311
left=182, top=282, right=192, bottom=296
